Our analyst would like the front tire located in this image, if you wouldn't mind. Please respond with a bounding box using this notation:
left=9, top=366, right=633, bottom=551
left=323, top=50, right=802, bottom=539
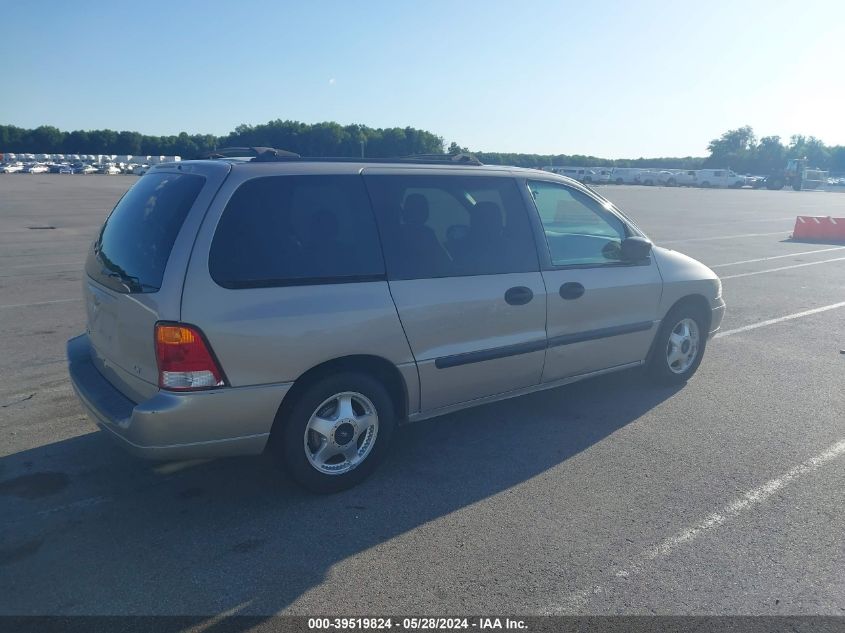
left=272, top=372, right=395, bottom=493
left=648, top=305, right=708, bottom=385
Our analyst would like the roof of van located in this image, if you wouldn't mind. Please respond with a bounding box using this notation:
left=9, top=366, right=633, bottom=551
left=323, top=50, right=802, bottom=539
left=158, top=156, right=564, bottom=178
left=152, top=148, right=594, bottom=189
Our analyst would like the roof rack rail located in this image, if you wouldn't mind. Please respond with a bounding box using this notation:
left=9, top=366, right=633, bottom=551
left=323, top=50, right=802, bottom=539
left=196, top=147, right=301, bottom=160
left=194, top=147, right=483, bottom=166
left=402, top=153, right=483, bottom=166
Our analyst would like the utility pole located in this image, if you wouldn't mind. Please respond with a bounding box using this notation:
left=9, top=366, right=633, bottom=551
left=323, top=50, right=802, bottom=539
left=360, top=139, right=365, bottom=158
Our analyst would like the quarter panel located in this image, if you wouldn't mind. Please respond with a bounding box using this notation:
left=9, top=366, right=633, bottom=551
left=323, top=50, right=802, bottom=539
left=182, top=281, right=415, bottom=388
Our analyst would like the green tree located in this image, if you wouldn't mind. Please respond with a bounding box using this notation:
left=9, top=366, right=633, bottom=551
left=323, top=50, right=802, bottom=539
left=705, top=125, right=757, bottom=171
left=755, top=136, right=785, bottom=173
left=29, top=125, right=65, bottom=154
left=447, top=142, right=470, bottom=155
left=829, top=146, right=845, bottom=173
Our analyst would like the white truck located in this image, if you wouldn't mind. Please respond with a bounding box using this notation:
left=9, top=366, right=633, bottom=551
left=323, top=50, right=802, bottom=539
left=695, top=169, right=745, bottom=188
left=610, top=167, right=643, bottom=184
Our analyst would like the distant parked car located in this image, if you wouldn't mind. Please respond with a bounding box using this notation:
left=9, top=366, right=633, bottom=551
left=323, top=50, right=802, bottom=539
left=638, top=170, right=674, bottom=186
left=0, top=162, right=24, bottom=174
left=75, top=165, right=97, bottom=175
left=696, top=169, right=745, bottom=188
left=132, top=164, right=150, bottom=175
left=672, top=170, right=698, bottom=187
left=656, top=171, right=680, bottom=186
left=586, top=168, right=612, bottom=184
left=26, top=163, right=49, bottom=174
left=553, top=167, right=591, bottom=182
left=98, top=164, right=121, bottom=175
left=57, top=165, right=74, bottom=174
left=610, top=167, right=643, bottom=184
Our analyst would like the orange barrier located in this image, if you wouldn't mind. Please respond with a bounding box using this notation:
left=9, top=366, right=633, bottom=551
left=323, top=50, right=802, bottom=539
left=792, top=216, right=845, bottom=242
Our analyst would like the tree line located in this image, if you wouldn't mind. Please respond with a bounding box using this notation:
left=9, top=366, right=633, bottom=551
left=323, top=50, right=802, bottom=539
left=2, top=120, right=843, bottom=174
left=702, top=126, right=845, bottom=174
left=447, top=142, right=704, bottom=170
left=0, top=120, right=443, bottom=159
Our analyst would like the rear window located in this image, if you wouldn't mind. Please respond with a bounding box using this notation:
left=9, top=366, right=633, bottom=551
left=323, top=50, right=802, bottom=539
left=209, top=175, right=385, bottom=288
left=86, top=172, right=205, bottom=293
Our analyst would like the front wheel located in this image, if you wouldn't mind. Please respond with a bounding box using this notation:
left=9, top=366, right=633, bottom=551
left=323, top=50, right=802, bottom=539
left=648, top=306, right=708, bottom=385
left=272, top=372, right=395, bottom=493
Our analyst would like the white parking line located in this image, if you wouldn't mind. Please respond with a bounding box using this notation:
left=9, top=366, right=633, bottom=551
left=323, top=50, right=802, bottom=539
left=715, top=301, right=845, bottom=338
left=548, top=439, right=845, bottom=614
left=720, top=256, right=845, bottom=279
left=0, top=298, right=81, bottom=309
left=661, top=231, right=786, bottom=244
left=685, top=216, right=796, bottom=228
left=710, top=246, right=845, bottom=268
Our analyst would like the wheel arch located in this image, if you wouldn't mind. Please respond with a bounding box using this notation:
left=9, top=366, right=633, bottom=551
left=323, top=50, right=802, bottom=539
left=268, top=354, right=410, bottom=445
left=647, top=294, right=712, bottom=364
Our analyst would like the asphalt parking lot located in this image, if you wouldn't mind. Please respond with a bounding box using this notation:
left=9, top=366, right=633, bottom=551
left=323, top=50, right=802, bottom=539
left=1, top=175, right=844, bottom=617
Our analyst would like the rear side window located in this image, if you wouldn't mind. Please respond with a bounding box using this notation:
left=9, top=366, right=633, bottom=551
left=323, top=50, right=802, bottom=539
left=86, top=172, right=205, bottom=293
left=209, top=175, right=384, bottom=288
left=365, top=175, right=538, bottom=280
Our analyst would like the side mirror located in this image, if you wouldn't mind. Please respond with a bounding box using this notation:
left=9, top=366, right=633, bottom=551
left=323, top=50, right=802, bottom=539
left=620, top=236, right=653, bottom=262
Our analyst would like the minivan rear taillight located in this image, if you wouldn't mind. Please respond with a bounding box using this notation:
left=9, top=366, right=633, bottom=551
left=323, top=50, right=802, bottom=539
left=155, top=323, right=226, bottom=391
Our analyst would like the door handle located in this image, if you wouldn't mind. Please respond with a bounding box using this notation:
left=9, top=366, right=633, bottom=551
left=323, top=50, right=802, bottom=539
left=559, top=282, right=585, bottom=300
left=504, top=286, right=534, bottom=306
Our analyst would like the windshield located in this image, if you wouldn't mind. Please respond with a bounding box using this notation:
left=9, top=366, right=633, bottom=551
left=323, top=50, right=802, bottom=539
left=85, top=172, right=204, bottom=293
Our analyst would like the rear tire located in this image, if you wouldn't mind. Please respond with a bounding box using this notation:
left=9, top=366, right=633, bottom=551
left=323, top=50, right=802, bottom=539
left=271, top=372, right=395, bottom=493
left=648, top=304, right=708, bottom=385
left=700, top=181, right=710, bottom=188
left=615, top=178, right=624, bottom=185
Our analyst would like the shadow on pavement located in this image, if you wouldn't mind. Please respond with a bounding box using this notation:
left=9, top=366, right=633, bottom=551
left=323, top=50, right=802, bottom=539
left=0, top=369, right=682, bottom=622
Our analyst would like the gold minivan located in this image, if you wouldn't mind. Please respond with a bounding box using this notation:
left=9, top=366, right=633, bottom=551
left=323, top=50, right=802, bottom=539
left=68, top=149, right=724, bottom=493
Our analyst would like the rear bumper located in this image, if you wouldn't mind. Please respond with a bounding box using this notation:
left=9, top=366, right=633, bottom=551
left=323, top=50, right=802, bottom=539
left=709, top=297, right=726, bottom=338
left=67, top=334, right=291, bottom=461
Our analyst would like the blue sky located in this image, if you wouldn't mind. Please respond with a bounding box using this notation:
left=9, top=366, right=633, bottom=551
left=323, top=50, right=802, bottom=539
left=1, top=0, right=843, bottom=157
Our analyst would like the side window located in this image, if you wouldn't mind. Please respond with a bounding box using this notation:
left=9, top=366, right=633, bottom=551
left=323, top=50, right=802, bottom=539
left=209, top=175, right=384, bottom=288
left=527, top=180, right=628, bottom=267
left=365, top=175, right=538, bottom=280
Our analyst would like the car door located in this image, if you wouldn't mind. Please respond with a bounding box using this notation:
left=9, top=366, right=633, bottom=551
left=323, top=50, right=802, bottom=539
left=364, top=169, right=547, bottom=412
left=524, top=178, right=663, bottom=382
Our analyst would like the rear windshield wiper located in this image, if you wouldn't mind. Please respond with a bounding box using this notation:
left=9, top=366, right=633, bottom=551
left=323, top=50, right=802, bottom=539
left=104, top=270, right=158, bottom=293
